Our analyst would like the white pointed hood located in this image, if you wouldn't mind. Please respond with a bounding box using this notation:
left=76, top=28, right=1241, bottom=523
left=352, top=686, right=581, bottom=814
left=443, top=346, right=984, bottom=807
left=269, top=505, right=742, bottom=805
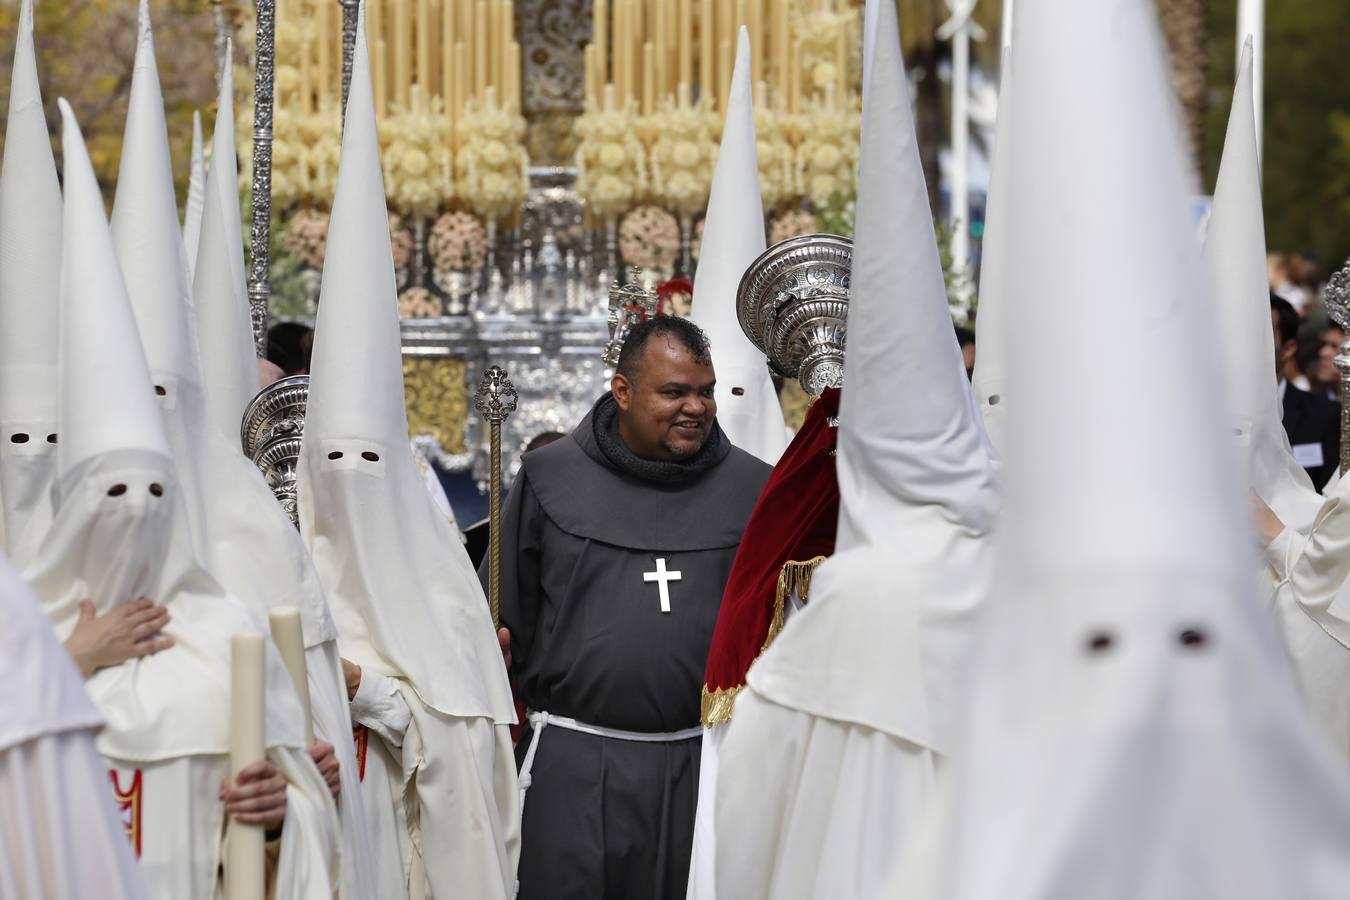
left=110, top=0, right=197, bottom=388
left=0, top=0, right=63, bottom=562
left=894, top=2, right=1350, bottom=896
left=298, top=5, right=514, bottom=724
left=970, top=50, right=1012, bottom=455
left=183, top=109, right=206, bottom=281
left=833, top=0, right=995, bottom=554
left=1206, top=40, right=1322, bottom=532
left=743, top=0, right=996, bottom=752
left=193, top=46, right=258, bottom=441
left=56, top=106, right=170, bottom=473
left=688, top=28, right=787, bottom=466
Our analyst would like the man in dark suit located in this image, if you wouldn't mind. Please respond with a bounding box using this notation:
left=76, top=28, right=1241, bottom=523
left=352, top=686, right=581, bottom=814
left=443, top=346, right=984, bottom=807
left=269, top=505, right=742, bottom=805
left=1273, top=295, right=1341, bottom=490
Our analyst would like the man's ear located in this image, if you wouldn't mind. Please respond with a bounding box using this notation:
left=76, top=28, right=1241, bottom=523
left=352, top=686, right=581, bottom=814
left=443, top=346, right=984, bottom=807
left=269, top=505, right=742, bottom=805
left=612, top=372, right=633, bottom=411
left=1281, top=339, right=1298, bottom=365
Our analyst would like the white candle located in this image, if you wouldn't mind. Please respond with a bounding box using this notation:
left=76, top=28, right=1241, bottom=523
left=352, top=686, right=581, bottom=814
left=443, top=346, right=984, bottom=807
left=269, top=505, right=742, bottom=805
left=642, top=42, right=655, bottom=114
left=475, top=0, right=489, bottom=100
left=394, top=0, right=412, bottom=109
left=417, top=0, right=432, bottom=96
left=225, top=634, right=265, bottom=900
left=374, top=38, right=390, bottom=117
left=678, top=0, right=693, bottom=91
left=699, top=0, right=714, bottom=104
left=448, top=0, right=464, bottom=111
left=316, top=1, right=331, bottom=109
left=267, top=608, right=312, bottom=745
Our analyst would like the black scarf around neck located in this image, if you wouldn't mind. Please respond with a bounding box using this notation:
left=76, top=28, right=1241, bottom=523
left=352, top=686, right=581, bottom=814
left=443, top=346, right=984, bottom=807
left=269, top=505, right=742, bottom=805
left=590, top=393, right=730, bottom=485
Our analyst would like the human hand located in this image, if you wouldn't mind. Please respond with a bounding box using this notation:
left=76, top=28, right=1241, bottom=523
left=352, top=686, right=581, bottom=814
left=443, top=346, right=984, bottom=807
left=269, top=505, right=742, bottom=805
left=1248, top=489, right=1286, bottom=547
left=309, top=740, right=340, bottom=799
left=341, top=657, right=361, bottom=701
left=220, top=759, right=288, bottom=830
left=498, top=627, right=512, bottom=669
left=64, top=598, right=174, bottom=679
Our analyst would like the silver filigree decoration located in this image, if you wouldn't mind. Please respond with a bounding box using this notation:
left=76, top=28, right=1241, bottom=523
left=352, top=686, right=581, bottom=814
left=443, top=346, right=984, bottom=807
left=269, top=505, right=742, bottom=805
left=241, top=375, right=309, bottom=526
left=340, top=0, right=359, bottom=121
left=603, top=269, right=658, bottom=367
left=1325, top=258, right=1350, bottom=474
left=736, top=233, right=853, bottom=396
left=473, top=366, right=520, bottom=424
left=520, top=0, right=590, bottom=113
left=248, top=0, right=277, bottom=356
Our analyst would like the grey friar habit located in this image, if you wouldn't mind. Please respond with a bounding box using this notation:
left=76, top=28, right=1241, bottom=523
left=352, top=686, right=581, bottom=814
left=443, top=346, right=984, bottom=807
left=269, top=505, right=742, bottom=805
left=486, top=394, right=770, bottom=900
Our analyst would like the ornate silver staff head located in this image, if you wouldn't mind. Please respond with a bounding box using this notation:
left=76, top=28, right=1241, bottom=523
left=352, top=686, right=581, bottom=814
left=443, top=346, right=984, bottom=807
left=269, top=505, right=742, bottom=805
left=1326, top=262, right=1350, bottom=335
left=473, top=365, right=520, bottom=424
left=240, top=374, right=309, bottom=526
left=603, top=269, right=660, bottom=368
left=1324, top=259, right=1350, bottom=475
left=736, top=233, right=852, bottom=396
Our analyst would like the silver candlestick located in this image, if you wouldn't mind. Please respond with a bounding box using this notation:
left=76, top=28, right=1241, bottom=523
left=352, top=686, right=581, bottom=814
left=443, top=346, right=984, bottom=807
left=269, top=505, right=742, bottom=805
left=248, top=0, right=277, bottom=356
left=1323, top=260, right=1350, bottom=475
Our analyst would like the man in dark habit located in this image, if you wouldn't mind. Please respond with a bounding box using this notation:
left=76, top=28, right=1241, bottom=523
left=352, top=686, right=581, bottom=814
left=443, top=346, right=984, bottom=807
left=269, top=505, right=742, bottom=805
left=485, top=315, right=772, bottom=900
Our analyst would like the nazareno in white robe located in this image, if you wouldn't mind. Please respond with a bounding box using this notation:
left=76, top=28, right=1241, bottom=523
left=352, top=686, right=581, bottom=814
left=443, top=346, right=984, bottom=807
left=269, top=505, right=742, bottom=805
left=186, top=34, right=382, bottom=900
left=713, top=0, right=997, bottom=896
left=0, top=550, right=148, bottom=900
left=297, top=8, right=520, bottom=897
left=25, top=450, right=341, bottom=900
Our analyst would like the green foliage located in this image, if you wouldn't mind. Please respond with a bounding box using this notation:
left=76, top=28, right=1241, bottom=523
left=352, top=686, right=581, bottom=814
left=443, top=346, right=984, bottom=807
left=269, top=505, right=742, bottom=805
left=816, top=188, right=856, bottom=239
left=816, top=188, right=975, bottom=323
left=240, top=189, right=319, bottom=323
left=1203, top=0, right=1350, bottom=273
left=0, top=0, right=216, bottom=207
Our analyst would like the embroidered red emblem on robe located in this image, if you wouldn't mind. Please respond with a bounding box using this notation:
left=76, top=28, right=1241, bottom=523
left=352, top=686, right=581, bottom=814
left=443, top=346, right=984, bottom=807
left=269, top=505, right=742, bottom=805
left=109, top=768, right=143, bottom=858
left=353, top=725, right=369, bottom=782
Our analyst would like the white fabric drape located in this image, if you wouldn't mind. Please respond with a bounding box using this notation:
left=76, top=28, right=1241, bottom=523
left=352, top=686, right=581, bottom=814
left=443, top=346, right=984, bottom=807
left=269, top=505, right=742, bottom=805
left=717, top=691, right=936, bottom=900
left=0, top=549, right=146, bottom=900
left=1, top=734, right=148, bottom=900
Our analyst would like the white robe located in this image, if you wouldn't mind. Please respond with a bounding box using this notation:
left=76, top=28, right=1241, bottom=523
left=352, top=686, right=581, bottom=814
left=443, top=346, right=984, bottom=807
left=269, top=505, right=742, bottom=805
left=717, top=690, right=937, bottom=900
left=2, top=732, right=148, bottom=900
left=712, top=541, right=983, bottom=900
left=308, top=640, right=387, bottom=898
left=686, top=587, right=806, bottom=900
left=1, top=551, right=146, bottom=900
left=350, top=671, right=520, bottom=899
left=103, top=747, right=338, bottom=900
left=1264, top=496, right=1350, bottom=760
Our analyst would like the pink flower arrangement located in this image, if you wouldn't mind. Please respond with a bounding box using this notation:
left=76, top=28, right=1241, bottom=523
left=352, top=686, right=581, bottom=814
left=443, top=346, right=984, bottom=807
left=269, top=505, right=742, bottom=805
left=283, top=208, right=329, bottom=269
left=619, top=205, right=680, bottom=273
left=769, top=209, right=819, bottom=246
left=398, top=286, right=442, bottom=319
left=429, top=211, right=488, bottom=273
left=389, top=213, right=414, bottom=273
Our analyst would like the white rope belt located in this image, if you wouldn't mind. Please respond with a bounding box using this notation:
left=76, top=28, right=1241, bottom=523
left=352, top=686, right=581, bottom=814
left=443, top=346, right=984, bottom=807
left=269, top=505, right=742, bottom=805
left=518, top=710, right=704, bottom=812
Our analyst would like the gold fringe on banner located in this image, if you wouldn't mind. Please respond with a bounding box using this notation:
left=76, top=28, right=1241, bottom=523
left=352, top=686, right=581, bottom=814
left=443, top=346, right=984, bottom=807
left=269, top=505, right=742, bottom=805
left=699, top=555, right=829, bottom=727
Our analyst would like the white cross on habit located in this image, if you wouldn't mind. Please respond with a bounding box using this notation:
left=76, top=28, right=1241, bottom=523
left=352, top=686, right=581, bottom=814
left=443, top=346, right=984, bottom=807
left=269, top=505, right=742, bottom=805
left=643, top=557, right=683, bottom=614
